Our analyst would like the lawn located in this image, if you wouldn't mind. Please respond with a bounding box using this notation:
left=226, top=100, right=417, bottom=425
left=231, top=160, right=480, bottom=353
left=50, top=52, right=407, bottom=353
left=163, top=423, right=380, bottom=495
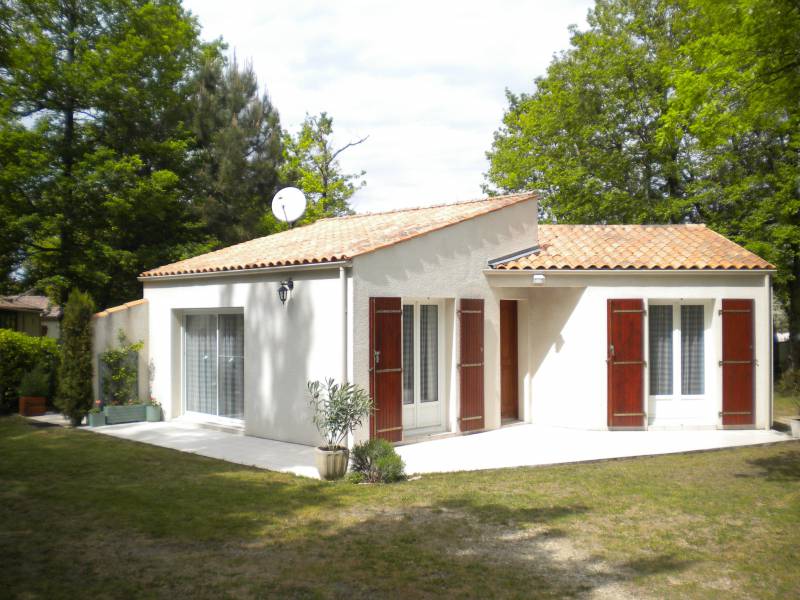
left=1, top=417, right=799, bottom=599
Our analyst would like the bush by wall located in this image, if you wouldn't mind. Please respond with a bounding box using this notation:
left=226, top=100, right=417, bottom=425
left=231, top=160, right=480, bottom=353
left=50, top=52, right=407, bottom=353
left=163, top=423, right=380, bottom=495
left=0, top=329, right=59, bottom=413
left=349, top=439, right=407, bottom=483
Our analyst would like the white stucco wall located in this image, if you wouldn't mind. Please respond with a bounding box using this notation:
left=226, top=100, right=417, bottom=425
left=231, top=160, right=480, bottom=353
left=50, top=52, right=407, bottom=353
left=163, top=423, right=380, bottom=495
left=350, top=198, right=539, bottom=442
left=143, top=268, right=351, bottom=446
left=490, top=271, right=772, bottom=431
left=92, top=300, right=150, bottom=403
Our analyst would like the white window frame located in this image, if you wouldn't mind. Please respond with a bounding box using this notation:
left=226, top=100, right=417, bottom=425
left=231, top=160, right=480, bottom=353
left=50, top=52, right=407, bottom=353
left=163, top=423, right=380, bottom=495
left=647, top=300, right=711, bottom=403
left=181, top=308, right=245, bottom=426
left=401, top=298, right=446, bottom=434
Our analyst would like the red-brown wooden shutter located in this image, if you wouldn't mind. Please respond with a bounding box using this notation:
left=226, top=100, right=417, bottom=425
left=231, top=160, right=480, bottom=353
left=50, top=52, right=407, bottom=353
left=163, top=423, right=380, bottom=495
left=369, top=297, right=403, bottom=442
left=607, top=299, right=646, bottom=428
left=459, top=298, right=484, bottom=432
left=721, top=299, right=755, bottom=427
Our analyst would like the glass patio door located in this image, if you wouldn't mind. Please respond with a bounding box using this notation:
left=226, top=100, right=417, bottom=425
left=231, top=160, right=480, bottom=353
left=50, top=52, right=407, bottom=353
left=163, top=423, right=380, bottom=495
left=185, top=313, right=244, bottom=420
left=402, top=302, right=443, bottom=432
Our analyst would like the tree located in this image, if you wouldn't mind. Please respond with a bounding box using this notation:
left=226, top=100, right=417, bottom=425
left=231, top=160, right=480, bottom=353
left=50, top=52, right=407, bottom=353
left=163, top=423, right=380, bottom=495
left=485, top=0, right=694, bottom=224
left=663, top=0, right=800, bottom=364
left=189, top=51, right=284, bottom=246
left=0, top=0, right=208, bottom=307
left=281, top=113, right=367, bottom=224
left=485, top=0, right=800, bottom=363
left=55, top=289, right=94, bottom=426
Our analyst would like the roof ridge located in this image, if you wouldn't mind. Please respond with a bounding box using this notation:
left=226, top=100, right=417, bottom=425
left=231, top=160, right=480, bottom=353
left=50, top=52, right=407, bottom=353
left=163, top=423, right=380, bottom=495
left=539, top=223, right=707, bottom=228
left=322, top=191, right=537, bottom=221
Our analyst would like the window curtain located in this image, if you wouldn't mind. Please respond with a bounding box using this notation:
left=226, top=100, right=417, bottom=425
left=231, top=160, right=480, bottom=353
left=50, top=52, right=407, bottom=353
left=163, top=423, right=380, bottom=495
left=681, top=305, right=705, bottom=395
left=218, top=314, right=244, bottom=418
left=185, top=314, right=217, bottom=414
left=420, top=305, right=438, bottom=403
left=402, top=305, right=414, bottom=405
left=648, top=305, right=673, bottom=395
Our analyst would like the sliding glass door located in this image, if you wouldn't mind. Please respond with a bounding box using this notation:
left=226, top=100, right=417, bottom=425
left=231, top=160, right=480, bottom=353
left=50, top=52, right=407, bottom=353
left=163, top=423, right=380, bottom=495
left=185, top=313, right=244, bottom=420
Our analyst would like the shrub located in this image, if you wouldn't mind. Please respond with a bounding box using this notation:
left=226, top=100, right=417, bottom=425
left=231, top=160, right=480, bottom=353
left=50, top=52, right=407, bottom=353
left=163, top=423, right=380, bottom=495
left=18, top=363, right=52, bottom=397
left=777, top=369, right=800, bottom=414
left=0, top=329, right=58, bottom=413
left=308, top=378, right=373, bottom=450
left=100, top=330, right=143, bottom=405
left=350, top=438, right=407, bottom=483
left=56, top=289, right=95, bottom=426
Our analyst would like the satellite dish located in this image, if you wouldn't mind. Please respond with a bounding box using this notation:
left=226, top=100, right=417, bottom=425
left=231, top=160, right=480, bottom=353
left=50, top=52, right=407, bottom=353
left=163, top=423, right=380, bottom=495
left=271, top=187, right=306, bottom=225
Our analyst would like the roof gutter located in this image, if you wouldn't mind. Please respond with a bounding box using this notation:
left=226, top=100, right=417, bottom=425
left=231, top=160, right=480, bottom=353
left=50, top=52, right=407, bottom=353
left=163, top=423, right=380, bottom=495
left=484, top=268, right=777, bottom=276
left=138, top=260, right=352, bottom=283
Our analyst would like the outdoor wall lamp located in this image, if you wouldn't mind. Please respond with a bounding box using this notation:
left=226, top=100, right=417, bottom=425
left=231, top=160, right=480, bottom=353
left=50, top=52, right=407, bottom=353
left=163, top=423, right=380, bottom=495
left=278, top=279, right=294, bottom=305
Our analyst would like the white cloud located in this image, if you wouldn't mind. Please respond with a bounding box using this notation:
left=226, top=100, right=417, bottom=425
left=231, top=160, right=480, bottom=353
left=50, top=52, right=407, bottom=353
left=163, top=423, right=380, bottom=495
left=182, top=0, right=593, bottom=212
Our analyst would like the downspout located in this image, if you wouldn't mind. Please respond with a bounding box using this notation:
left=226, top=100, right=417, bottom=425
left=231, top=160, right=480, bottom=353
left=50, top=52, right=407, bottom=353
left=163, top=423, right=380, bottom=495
left=768, top=273, right=773, bottom=430
left=340, top=266, right=348, bottom=383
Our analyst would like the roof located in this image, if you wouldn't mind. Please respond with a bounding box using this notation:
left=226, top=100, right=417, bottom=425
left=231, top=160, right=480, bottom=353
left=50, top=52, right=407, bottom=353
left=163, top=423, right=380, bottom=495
left=493, top=224, right=774, bottom=271
left=141, top=192, right=537, bottom=278
left=0, top=293, right=61, bottom=318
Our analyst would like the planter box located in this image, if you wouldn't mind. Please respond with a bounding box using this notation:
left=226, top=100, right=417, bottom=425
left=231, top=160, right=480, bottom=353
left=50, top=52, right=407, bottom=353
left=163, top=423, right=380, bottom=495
left=88, top=412, right=107, bottom=427
left=103, top=404, right=147, bottom=425
left=790, top=418, right=800, bottom=439
left=145, top=405, right=162, bottom=422
left=19, top=396, right=47, bottom=417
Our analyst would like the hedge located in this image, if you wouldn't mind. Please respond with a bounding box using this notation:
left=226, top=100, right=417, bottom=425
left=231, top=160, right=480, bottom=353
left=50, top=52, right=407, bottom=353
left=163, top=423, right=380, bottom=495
left=0, top=329, right=59, bottom=413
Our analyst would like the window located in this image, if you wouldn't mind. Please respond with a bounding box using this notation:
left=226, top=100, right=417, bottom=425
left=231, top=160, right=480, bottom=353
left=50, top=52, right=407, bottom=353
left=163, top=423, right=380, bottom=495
left=0, top=311, right=17, bottom=331
left=648, top=303, right=705, bottom=397
left=185, top=313, right=244, bottom=419
left=402, top=301, right=442, bottom=430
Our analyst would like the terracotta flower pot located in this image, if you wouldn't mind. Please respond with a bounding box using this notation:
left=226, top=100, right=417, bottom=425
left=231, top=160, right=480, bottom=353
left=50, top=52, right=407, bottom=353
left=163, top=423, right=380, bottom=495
left=315, top=446, right=349, bottom=480
left=19, top=396, right=46, bottom=416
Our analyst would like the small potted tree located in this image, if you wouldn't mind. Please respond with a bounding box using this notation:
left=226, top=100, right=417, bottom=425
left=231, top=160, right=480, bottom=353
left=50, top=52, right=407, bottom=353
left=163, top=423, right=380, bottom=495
left=308, top=378, right=373, bottom=480
left=145, top=397, right=162, bottom=422
left=18, top=364, right=51, bottom=416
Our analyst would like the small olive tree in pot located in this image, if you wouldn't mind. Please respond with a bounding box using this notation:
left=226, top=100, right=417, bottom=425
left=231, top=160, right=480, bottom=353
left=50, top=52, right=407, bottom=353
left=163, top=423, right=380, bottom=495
left=308, top=378, right=373, bottom=480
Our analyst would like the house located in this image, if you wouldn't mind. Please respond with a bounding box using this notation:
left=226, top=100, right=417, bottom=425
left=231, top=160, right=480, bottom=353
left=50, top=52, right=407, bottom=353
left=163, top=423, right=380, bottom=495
left=98, top=192, right=774, bottom=445
left=0, top=292, right=62, bottom=338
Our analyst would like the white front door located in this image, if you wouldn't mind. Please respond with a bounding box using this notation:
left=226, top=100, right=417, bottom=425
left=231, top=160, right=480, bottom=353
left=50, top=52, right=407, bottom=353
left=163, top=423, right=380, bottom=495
left=402, top=301, right=444, bottom=433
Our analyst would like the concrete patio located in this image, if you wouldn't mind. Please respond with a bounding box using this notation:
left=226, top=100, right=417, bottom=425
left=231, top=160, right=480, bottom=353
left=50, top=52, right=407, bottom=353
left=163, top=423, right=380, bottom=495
left=42, top=414, right=793, bottom=479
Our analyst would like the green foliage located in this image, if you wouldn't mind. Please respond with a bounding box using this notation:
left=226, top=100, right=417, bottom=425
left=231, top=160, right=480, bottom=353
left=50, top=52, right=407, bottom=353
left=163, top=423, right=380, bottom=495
left=281, top=113, right=367, bottom=224
left=777, top=370, right=800, bottom=414
left=349, top=438, right=407, bottom=483
left=0, top=0, right=208, bottom=307
left=55, top=289, right=95, bottom=425
left=189, top=51, right=285, bottom=246
left=18, top=363, right=51, bottom=398
left=100, top=330, right=143, bottom=406
left=0, top=329, right=58, bottom=413
left=307, top=378, right=373, bottom=451
left=485, top=0, right=800, bottom=362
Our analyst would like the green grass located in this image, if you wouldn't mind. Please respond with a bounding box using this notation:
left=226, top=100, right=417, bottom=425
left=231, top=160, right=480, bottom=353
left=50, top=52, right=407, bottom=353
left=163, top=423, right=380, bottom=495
left=774, top=390, right=799, bottom=419
left=1, top=416, right=799, bottom=599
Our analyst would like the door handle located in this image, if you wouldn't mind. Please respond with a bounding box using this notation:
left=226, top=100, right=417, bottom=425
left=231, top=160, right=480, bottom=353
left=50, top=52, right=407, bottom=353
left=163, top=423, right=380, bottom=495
left=374, top=350, right=381, bottom=365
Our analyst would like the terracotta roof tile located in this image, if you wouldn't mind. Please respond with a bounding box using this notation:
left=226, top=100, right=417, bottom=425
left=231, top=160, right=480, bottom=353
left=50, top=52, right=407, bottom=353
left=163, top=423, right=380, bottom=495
left=141, top=193, right=536, bottom=278
left=494, top=224, right=774, bottom=271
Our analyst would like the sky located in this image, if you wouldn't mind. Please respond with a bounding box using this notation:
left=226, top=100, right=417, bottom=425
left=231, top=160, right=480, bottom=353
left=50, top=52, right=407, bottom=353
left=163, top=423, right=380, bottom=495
left=182, top=0, right=594, bottom=212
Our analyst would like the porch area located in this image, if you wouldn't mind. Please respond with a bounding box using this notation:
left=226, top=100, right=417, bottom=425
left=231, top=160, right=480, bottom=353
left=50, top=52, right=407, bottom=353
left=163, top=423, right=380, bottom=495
left=72, top=416, right=791, bottom=478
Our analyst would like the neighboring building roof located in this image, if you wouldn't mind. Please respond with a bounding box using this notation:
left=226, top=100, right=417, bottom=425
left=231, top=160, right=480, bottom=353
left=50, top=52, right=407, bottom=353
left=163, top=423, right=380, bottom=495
left=141, top=192, right=537, bottom=278
left=492, top=224, right=774, bottom=271
left=0, top=292, right=62, bottom=318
